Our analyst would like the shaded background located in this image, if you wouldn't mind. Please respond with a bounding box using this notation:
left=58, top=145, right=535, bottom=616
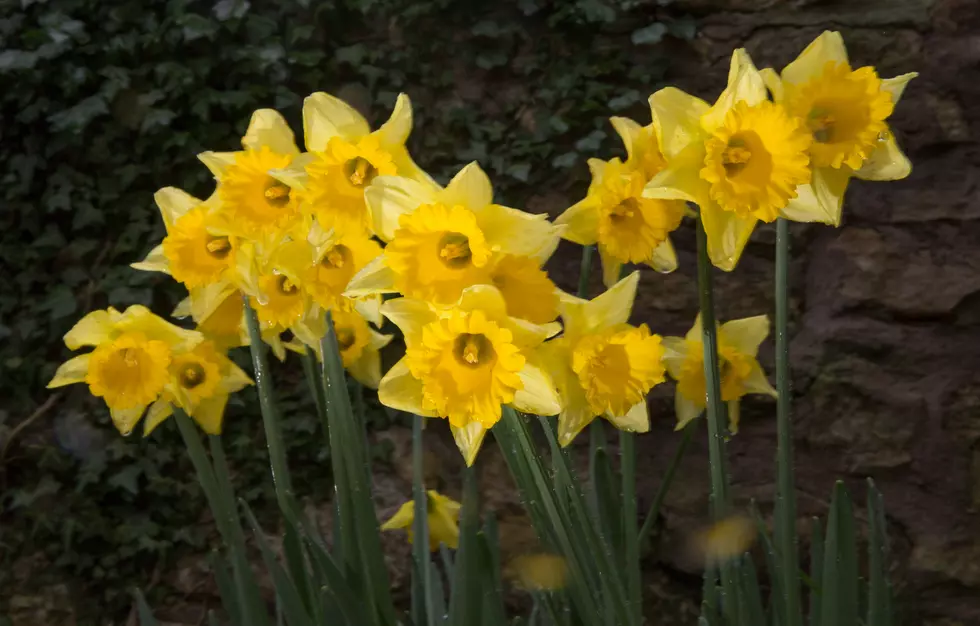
left=2, top=0, right=976, bottom=624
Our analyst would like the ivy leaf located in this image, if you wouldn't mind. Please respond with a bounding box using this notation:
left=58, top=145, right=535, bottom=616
left=631, top=23, right=667, bottom=46
left=48, top=95, right=109, bottom=133
left=507, top=163, right=531, bottom=182
left=214, top=0, right=250, bottom=21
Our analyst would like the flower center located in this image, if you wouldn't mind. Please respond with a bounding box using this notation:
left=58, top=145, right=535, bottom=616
left=264, top=180, right=291, bottom=208
left=437, top=233, right=473, bottom=269
left=205, top=236, right=232, bottom=260
left=276, top=275, right=299, bottom=295
left=336, top=326, right=356, bottom=351
left=345, top=157, right=378, bottom=188
left=807, top=108, right=837, bottom=143
left=320, top=244, right=352, bottom=269
left=179, top=362, right=207, bottom=389
left=610, top=197, right=639, bottom=222
left=722, top=138, right=753, bottom=177
left=452, top=333, right=495, bottom=368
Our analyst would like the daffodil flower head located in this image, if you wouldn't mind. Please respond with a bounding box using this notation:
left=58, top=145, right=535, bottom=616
left=644, top=49, right=813, bottom=270
left=132, top=188, right=237, bottom=289
left=143, top=340, right=253, bottom=436
left=380, top=490, right=462, bottom=551
left=347, top=162, right=563, bottom=305
left=250, top=271, right=308, bottom=330
left=760, top=31, right=917, bottom=227
left=662, top=314, right=776, bottom=434
left=268, top=92, right=433, bottom=238
left=541, top=271, right=664, bottom=446
left=488, top=254, right=560, bottom=324
left=378, top=285, right=561, bottom=464
left=610, top=115, right=668, bottom=181
left=48, top=306, right=202, bottom=435
left=199, top=110, right=302, bottom=240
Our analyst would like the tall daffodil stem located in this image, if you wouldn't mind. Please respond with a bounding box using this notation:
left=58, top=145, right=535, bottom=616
left=695, top=219, right=739, bottom=619
left=242, top=297, right=294, bottom=504
left=621, top=432, right=641, bottom=626
left=775, top=218, right=803, bottom=626
left=637, top=420, right=697, bottom=547
left=412, top=414, right=435, bottom=626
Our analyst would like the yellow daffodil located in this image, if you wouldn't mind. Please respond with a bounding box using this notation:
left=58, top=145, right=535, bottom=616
left=538, top=272, right=666, bottom=446
left=347, top=162, right=562, bottom=308
left=270, top=93, right=433, bottom=237
left=377, top=285, right=561, bottom=464
left=557, top=158, right=686, bottom=287
left=142, top=340, right=252, bottom=436
left=292, top=300, right=393, bottom=389
left=380, top=490, right=461, bottom=551
left=662, top=314, right=776, bottom=434
left=610, top=115, right=668, bottom=181
left=761, top=31, right=917, bottom=226
left=488, top=254, right=560, bottom=324
left=507, top=553, right=569, bottom=591
left=47, top=306, right=201, bottom=434
left=644, top=49, right=813, bottom=270
left=199, top=109, right=303, bottom=240
left=132, top=187, right=237, bottom=289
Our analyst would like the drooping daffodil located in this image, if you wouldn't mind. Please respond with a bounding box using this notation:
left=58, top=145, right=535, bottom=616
left=381, top=490, right=461, bottom=551
left=760, top=30, right=917, bottom=226
left=377, top=284, right=562, bottom=465
left=662, top=314, right=776, bottom=434
left=538, top=271, right=667, bottom=446
left=643, top=49, right=814, bottom=271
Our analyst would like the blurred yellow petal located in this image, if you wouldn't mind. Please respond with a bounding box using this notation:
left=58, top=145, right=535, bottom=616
left=727, top=400, right=741, bottom=434
left=598, top=247, right=623, bottom=289
left=700, top=200, right=757, bottom=272
left=192, top=395, right=228, bottom=435
left=110, top=405, right=146, bottom=436
left=242, top=109, right=299, bottom=156
left=47, top=354, right=91, bottom=388
left=610, top=115, right=643, bottom=161
left=443, top=162, right=493, bottom=209
left=268, top=153, right=315, bottom=191
left=648, top=238, right=678, bottom=273
left=607, top=400, right=649, bottom=433
left=378, top=358, right=438, bottom=417
left=660, top=336, right=688, bottom=380
left=742, top=362, right=777, bottom=398
left=303, top=92, right=370, bottom=151
left=64, top=309, right=117, bottom=350
left=781, top=31, right=849, bottom=86
left=760, top=67, right=784, bottom=101
left=696, top=514, right=756, bottom=566
left=365, top=175, right=440, bottom=242
left=345, top=256, right=399, bottom=299
left=648, top=87, right=710, bottom=159
left=131, top=244, right=169, bottom=274
left=457, top=284, right=509, bottom=319
left=881, top=72, right=917, bottom=104
left=508, top=553, right=568, bottom=591
left=380, top=297, right=437, bottom=342
left=644, top=141, right=711, bottom=204
left=354, top=296, right=384, bottom=327
left=563, top=270, right=639, bottom=336
left=452, top=422, right=489, bottom=467
left=387, top=143, right=437, bottom=187
left=854, top=130, right=912, bottom=182
left=376, top=93, right=413, bottom=146
left=197, top=151, right=236, bottom=179
left=720, top=315, right=770, bottom=356
left=701, top=49, right=767, bottom=133
left=512, top=363, right=561, bottom=417
left=346, top=339, right=384, bottom=388
left=675, top=391, right=703, bottom=430
left=381, top=501, right=414, bottom=531
left=554, top=198, right=599, bottom=245
left=142, top=399, right=173, bottom=436
left=154, top=186, right=201, bottom=229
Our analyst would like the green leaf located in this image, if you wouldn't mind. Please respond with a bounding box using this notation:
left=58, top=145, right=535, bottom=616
left=737, top=555, right=766, bottom=626
left=809, top=517, right=824, bottom=626
left=867, top=479, right=891, bottom=626
left=631, top=23, right=667, bottom=45
left=133, top=588, right=158, bottom=626
left=819, top=482, right=858, bottom=626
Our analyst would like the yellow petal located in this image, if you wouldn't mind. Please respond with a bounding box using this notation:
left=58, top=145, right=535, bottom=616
left=648, top=238, right=678, bottom=273
left=554, top=198, right=598, bottom=245
left=781, top=31, right=849, bottom=86
left=197, top=152, right=237, bottom=179
left=381, top=501, right=415, bottom=531
left=365, top=175, right=440, bottom=242
left=48, top=354, right=91, bottom=388
left=563, top=270, right=639, bottom=336
left=131, top=244, right=169, bottom=274
left=347, top=342, right=383, bottom=389
left=193, top=395, right=229, bottom=435
left=853, top=130, right=911, bottom=182
left=478, top=204, right=561, bottom=260
left=557, top=401, right=596, bottom=447
left=64, top=309, right=118, bottom=350
left=607, top=400, right=649, bottom=433
left=685, top=314, right=704, bottom=342
left=742, top=362, right=777, bottom=398
left=512, top=363, right=562, bottom=417
left=759, top=67, right=785, bottom=102
left=269, top=153, right=315, bottom=191
left=649, top=87, right=710, bottom=160
left=380, top=297, right=437, bottom=343
left=154, top=186, right=201, bottom=229
left=720, top=315, right=770, bottom=356
left=610, top=115, right=643, bottom=160
left=142, top=399, right=173, bottom=436
left=700, top=200, right=757, bottom=272
left=442, top=162, right=493, bottom=209
left=701, top=49, right=767, bottom=133
left=452, top=422, right=489, bottom=467
left=643, top=141, right=710, bottom=204
left=458, top=284, right=509, bottom=319
left=598, top=246, right=623, bottom=289
left=303, top=91, right=370, bottom=151
left=378, top=359, right=439, bottom=417
left=110, top=405, right=146, bottom=436
left=660, top=336, right=688, bottom=380
left=780, top=165, right=851, bottom=226
left=354, top=296, right=385, bottom=328
left=376, top=93, right=413, bottom=147
left=344, top=256, right=399, bottom=299
left=387, top=143, right=437, bottom=187
left=674, top=391, right=703, bottom=431
left=881, top=72, right=917, bottom=105
left=242, top=109, right=299, bottom=156
left=727, top=400, right=741, bottom=435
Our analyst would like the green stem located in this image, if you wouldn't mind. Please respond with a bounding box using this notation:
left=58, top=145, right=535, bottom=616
left=775, top=218, right=803, bottom=626
left=302, top=348, right=326, bottom=424
left=637, top=420, right=697, bottom=547
left=577, top=244, right=594, bottom=298
left=621, top=432, right=641, bottom=626
left=411, top=414, right=436, bottom=626
left=695, top=219, right=739, bottom=619
left=242, top=296, right=294, bottom=502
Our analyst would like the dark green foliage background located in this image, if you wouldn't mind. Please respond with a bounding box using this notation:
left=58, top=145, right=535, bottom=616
left=0, top=0, right=690, bottom=621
